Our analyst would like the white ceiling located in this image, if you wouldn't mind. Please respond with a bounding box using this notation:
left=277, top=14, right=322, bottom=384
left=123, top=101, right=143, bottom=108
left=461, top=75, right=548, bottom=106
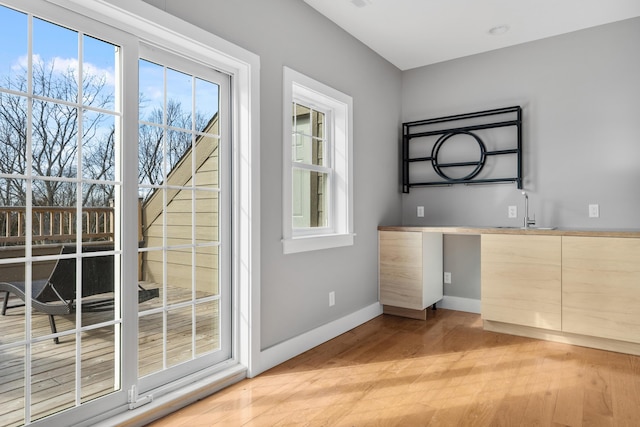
left=303, top=0, right=640, bottom=71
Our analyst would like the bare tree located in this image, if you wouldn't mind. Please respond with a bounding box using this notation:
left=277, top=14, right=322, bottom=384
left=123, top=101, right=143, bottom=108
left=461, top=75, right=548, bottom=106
left=1, top=59, right=209, bottom=205
left=138, top=99, right=210, bottom=195
left=0, top=58, right=114, bottom=207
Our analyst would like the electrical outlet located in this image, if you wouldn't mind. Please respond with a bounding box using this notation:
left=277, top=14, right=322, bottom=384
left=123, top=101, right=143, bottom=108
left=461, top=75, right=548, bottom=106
left=508, top=205, right=517, bottom=219
left=589, top=204, right=600, bottom=218
left=329, top=291, right=335, bottom=307
left=443, top=272, right=451, bottom=284
left=417, top=206, right=424, bottom=217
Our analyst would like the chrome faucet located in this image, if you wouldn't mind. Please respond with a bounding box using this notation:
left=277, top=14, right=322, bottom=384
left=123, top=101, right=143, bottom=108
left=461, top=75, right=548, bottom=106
left=522, top=191, right=536, bottom=228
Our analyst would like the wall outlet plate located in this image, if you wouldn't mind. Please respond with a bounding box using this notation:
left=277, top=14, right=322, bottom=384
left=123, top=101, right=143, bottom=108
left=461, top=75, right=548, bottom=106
left=417, top=206, right=424, bottom=217
left=329, top=291, right=335, bottom=306
left=508, top=205, right=517, bottom=218
left=444, top=272, right=451, bottom=284
left=589, top=204, right=600, bottom=218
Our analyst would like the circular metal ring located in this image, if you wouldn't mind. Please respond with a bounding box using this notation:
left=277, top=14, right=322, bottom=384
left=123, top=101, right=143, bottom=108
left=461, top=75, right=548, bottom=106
left=431, top=131, right=487, bottom=181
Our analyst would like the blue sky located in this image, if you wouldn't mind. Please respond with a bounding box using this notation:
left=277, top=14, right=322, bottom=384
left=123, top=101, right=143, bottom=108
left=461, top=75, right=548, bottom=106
left=0, top=4, right=219, bottom=123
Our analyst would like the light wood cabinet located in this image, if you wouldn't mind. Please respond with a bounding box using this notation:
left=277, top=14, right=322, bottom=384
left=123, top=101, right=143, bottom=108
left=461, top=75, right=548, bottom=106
left=481, top=234, right=562, bottom=330
left=379, top=231, right=443, bottom=318
left=562, top=236, right=640, bottom=343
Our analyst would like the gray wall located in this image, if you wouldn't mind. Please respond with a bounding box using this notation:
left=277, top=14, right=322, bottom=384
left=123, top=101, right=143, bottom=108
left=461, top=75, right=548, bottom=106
left=402, top=17, right=640, bottom=300
left=143, top=0, right=403, bottom=348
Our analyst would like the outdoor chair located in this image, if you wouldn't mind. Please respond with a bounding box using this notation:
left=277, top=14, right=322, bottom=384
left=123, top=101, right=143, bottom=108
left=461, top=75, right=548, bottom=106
left=0, top=243, right=159, bottom=343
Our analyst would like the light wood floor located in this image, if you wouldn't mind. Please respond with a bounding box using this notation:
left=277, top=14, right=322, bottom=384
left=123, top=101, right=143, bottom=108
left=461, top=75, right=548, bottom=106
left=148, top=309, right=640, bottom=427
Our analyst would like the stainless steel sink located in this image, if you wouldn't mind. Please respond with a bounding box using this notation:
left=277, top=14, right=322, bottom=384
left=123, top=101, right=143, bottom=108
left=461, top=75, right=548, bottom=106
left=495, top=226, right=556, bottom=230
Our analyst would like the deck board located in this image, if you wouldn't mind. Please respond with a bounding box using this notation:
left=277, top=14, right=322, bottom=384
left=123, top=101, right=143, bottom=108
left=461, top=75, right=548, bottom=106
left=0, top=285, right=219, bottom=427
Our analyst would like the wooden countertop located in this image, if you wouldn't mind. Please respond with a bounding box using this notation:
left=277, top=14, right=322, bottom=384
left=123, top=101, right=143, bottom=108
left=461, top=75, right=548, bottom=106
left=377, top=225, right=640, bottom=238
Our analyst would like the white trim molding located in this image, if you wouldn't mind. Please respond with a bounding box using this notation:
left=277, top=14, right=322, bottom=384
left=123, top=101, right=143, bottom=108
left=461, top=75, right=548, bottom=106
left=256, top=303, right=383, bottom=375
left=437, top=296, right=481, bottom=314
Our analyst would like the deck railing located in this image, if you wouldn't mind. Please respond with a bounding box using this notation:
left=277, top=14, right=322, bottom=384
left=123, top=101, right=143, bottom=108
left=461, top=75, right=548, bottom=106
left=0, top=206, right=114, bottom=245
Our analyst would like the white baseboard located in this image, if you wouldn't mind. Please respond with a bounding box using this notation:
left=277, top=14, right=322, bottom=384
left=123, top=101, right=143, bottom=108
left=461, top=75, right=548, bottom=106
left=437, top=296, right=481, bottom=314
left=255, top=302, right=383, bottom=376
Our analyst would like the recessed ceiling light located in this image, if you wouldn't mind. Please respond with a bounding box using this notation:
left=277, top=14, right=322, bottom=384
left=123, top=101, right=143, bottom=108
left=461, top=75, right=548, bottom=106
left=488, top=25, right=510, bottom=35
left=351, top=0, right=371, bottom=8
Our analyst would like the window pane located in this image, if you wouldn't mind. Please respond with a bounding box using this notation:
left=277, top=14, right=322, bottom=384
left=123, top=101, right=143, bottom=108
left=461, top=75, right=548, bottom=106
left=0, top=260, right=27, bottom=345
left=32, top=101, right=79, bottom=178
left=81, top=326, right=117, bottom=402
left=82, top=35, right=116, bottom=111
left=82, top=111, right=115, bottom=181
left=31, top=338, right=76, bottom=421
left=0, top=181, right=27, bottom=244
left=166, top=190, right=192, bottom=245
left=166, top=68, right=192, bottom=130
left=194, top=134, right=219, bottom=188
left=312, top=109, right=324, bottom=139
left=292, top=103, right=325, bottom=166
left=138, top=312, right=163, bottom=377
left=80, top=251, right=117, bottom=328
left=80, top=187, right=115, bottom=245
left=195, top=300, right=219, bottom=356
left=195, top=78, right=219, bottom=133
left=33, top=18, right=78, bottom=102
left=195, top=246, right=218, bottom=297
left=167, top=306, right=193, bottom=367
left=138, top=123, right=164, bottom=187
left=292, top=168, right=328, bottom=228
left=166, top=129, right=192, bottom=175
left=0, top=94, right=28, bottom=177
left=195, top=190, right=218, bottom=243
left=0, top=346, right=25, bottom=426
left=167, top=248, right=192, bottom=305
left=32, top=178, right=78, bottom=245
left=292, top=134, right=325, bottom=166
left=140, top=248, right=163, bottom=305
left=82, top=183, right=115, bottom=214
left=293, top=103, right=310, bottom=135
left=139, top=59, right=163, bottom=123
left=0, top=6, right=27, bottom=92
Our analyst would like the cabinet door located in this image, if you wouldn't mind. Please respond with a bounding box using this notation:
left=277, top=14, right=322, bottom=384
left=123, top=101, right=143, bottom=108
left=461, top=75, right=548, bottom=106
left=563, top=237, right=640, bottom=343
left=379, top=231, right=423, bottom=310
left=481, top=234, right=561, bottom=330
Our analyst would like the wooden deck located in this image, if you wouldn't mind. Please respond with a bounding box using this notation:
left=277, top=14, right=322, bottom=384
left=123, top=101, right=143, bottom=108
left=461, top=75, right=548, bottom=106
left=0, top=285, right=219, bottom=427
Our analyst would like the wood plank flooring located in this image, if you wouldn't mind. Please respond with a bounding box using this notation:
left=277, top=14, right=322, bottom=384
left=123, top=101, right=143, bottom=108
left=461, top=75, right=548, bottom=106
left=147, top=309, right=640, bottom=427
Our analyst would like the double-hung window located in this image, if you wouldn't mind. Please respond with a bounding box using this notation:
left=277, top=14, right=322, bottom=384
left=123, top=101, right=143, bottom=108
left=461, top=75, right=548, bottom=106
left=282, top=67, right=353, bottom=254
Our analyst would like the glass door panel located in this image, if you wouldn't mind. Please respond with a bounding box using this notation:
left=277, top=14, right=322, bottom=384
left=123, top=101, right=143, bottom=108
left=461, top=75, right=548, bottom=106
left=0, top=4, right=122, bottom=425
left=137, top=47, right=229, bottom=388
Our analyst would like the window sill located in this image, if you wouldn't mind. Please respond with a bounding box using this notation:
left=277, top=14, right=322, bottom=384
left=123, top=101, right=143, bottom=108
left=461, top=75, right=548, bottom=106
left=282, top=233, right=355, bottom=254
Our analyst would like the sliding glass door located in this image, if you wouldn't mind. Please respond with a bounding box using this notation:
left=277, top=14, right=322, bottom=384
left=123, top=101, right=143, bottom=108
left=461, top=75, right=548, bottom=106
left=0, top=2, right=232, bottom=425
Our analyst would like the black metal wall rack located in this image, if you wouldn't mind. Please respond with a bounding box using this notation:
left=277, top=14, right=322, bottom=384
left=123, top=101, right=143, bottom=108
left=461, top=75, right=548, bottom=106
left=402, top=106, right=522, bottom=193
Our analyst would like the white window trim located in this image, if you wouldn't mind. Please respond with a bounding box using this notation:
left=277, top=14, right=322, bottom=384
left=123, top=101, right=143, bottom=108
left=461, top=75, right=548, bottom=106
left=282, top=66, right=354, bottom=254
